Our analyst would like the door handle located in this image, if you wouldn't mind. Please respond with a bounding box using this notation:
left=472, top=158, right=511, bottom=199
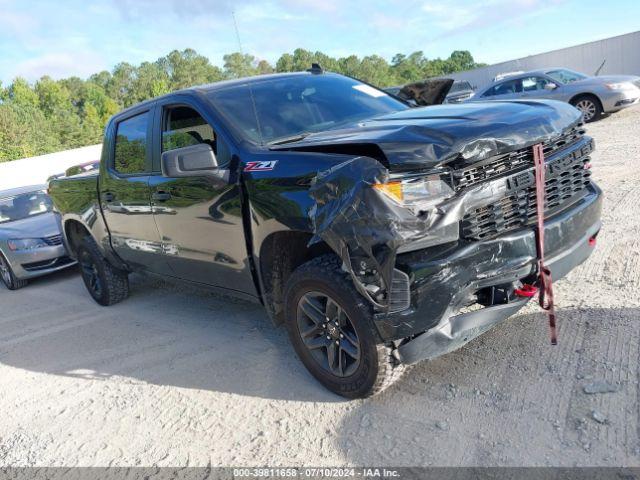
left=102, top=192, right=115, bottom=202
left=152, top=191, right=172, bottom=202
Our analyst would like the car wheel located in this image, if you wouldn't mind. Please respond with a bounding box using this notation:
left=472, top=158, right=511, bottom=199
left=0, top=252, right=27, bottom=290
left=571, top=95, right=602, bottom=123
left=284, top=255, right=405, bottom=398
left=77, top=236, right=129, bottom=306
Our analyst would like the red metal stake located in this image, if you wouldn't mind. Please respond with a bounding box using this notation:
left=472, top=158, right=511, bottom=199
left=533, top=143, right=558, bottom=345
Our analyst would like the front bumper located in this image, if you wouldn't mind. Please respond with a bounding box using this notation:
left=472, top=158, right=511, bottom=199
left=7, top=244, right=76, bottom=280
left=374, top=182, right=602, bottom=362
left=600, top=89, right=640, bottom=112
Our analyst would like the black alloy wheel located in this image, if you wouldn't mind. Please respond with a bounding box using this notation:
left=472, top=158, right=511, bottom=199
left=296, top=291, right=361, bottom=377
left=79, top=249, right=103, bottom=299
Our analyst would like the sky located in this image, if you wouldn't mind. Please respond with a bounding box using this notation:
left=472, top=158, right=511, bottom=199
left=1, top=0, right=639, bottom=85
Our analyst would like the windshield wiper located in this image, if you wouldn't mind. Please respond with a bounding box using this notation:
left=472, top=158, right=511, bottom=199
left=268, top=133, right=311, bottom=146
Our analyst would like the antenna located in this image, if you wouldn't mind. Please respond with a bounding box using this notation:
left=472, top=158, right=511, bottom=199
left=231, top=10, right=264, bottom=145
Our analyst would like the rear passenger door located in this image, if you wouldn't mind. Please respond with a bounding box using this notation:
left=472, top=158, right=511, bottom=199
left=99, top=108, right=167, bottom=273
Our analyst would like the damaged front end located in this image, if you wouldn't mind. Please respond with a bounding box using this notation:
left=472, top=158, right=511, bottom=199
left=306, top=101, right=603, bottom=364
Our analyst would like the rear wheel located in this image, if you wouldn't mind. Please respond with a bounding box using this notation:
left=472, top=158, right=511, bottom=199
left=0, top=253, right=27, bottom=290
left=571, top=95, right=602, bottom=123
left=284, top=255, right=404, bottom=398
left=77, top=236, right=129, bottom=306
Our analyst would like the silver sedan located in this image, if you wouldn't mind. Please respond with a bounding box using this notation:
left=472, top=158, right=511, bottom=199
left=470, top=68, right=640, bottom=122
left=0, top=185, right=76, bottom=290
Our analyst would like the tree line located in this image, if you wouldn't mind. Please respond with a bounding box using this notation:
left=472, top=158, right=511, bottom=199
left=0, top=48, right=484, bottom=162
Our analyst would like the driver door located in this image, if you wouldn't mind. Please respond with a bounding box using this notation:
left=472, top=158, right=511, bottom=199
left=148, top=101, right=258, bottom=296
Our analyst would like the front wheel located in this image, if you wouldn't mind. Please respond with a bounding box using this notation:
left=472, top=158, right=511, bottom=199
left=77, top=236, right=129, bottom=306
left=0, top=252, right=27, bottom=290
left=284, top=255, right=404, bottom=398
left=571, top=95, right=602, bottom=123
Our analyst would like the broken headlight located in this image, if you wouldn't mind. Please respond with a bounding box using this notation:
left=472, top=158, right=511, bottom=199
left=374, top=171, right=454, bottom=212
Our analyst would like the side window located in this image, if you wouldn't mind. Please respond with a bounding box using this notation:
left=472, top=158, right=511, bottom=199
left=114, top=112, right=149, bottom=174
left=522, top=76, right=550, bottom=92
left=493, top=79, right=521, bottom=96
left=162, top=106, right=230, bottom=167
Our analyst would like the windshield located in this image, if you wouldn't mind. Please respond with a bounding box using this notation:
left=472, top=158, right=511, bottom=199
left=208, top=74, right=408, bottom=144
left=449, top=81, right=472, bottom=93
left=546, top=69, right=588, bottom=84
left=0, top=190, right=52, bottom=224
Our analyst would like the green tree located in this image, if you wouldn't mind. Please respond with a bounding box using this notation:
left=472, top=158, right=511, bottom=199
left=35, top=76, right=71, bottom=117
left=223, top=52, right=258, bottom=79
left=158, top=49, right=223, bottom=90
left=7, top=77, right=39, bottom=108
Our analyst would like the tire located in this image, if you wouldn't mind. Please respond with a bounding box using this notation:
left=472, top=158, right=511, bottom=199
left=284, top=255, right=405, bottom=398
left=571, top=95, right=602, bottom=123
left=76, top=236, right=129, bottom=306
left=0, top=252, right=27, bottom=290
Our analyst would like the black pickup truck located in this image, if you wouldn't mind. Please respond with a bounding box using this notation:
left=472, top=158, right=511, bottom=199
left=49, top=70, right=602, bottom=398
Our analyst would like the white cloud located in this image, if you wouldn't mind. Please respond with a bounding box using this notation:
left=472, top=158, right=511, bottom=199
left=422, top=0, right=565, bottom=36
left=10, top=51, right=108, bottom=81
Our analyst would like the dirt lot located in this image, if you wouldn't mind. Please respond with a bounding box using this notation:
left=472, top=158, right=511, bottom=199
left=1, top=106, right=639, bottom=467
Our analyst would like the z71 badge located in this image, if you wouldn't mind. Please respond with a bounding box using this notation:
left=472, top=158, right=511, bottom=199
left=244, top=161, right=278, bottom=172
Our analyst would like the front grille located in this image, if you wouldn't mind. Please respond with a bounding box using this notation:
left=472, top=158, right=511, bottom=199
left=453, top=123, right=586, bottom=191
left=22, top=256, right=74, bottom=272
left=43, top=234, right=63, bottom=246
left=460, top=136, right=594, bottom=240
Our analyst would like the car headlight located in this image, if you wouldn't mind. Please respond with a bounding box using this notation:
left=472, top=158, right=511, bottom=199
left=374, top=172, right=454, bottom=212
left=7, top=238, right=49, bottom=251
left=605, top=82, right=636, bottom=91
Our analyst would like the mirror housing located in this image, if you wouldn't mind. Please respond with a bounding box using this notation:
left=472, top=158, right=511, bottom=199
left=544, top=82, right=558, bottom=90
left=161, top=144, right=228, bottom=182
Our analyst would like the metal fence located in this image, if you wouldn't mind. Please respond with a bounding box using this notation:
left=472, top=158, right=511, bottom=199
left=449, top=30, right=640, bottom=91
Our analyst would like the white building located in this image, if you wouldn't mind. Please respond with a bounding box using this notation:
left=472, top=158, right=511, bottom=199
left=449, top=30, right=640, bottom=90
left=0, top=144, right=102, bottom=191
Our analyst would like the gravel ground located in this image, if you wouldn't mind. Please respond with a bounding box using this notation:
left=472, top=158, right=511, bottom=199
left=1, top=106, right=639, bottom=467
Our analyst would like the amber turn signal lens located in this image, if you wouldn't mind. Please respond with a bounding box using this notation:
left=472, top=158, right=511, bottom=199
left=373, top=181, right=404, bottom=203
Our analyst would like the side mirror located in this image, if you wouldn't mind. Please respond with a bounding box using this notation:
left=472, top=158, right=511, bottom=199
left=161, top=144, right=228, bottom=182
left=544, top=82, right=558, bottom=90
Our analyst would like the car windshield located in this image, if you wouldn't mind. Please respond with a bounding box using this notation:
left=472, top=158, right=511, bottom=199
left=0, top=190, right=52, bottom=224
left=208, top=74, right=408, bottom=144
left=546, top=69, right=588, bottom=84
left=449, top=81, right=472, bottom=93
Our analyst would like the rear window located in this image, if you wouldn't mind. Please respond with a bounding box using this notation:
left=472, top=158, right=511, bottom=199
left=114, top=112, right=149, bottom=174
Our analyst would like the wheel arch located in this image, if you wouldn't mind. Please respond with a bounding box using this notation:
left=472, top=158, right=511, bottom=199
left=63, top=218, right=92, bottom=257
left=258, top=230, right=334, bottom=325
left=569, top=92, right=603, bottom=110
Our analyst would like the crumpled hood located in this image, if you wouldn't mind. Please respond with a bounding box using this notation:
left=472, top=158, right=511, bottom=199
left=272, top=99, right=583, bottom=170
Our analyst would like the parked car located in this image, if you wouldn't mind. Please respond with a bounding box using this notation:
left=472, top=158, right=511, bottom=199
left=47, top=160, right=100, bottom=183
left=49, top=71, right=601, bottom=398
left=471, top=68, right=640, bottom=122
left=0, top=185, right=76, bottom=290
